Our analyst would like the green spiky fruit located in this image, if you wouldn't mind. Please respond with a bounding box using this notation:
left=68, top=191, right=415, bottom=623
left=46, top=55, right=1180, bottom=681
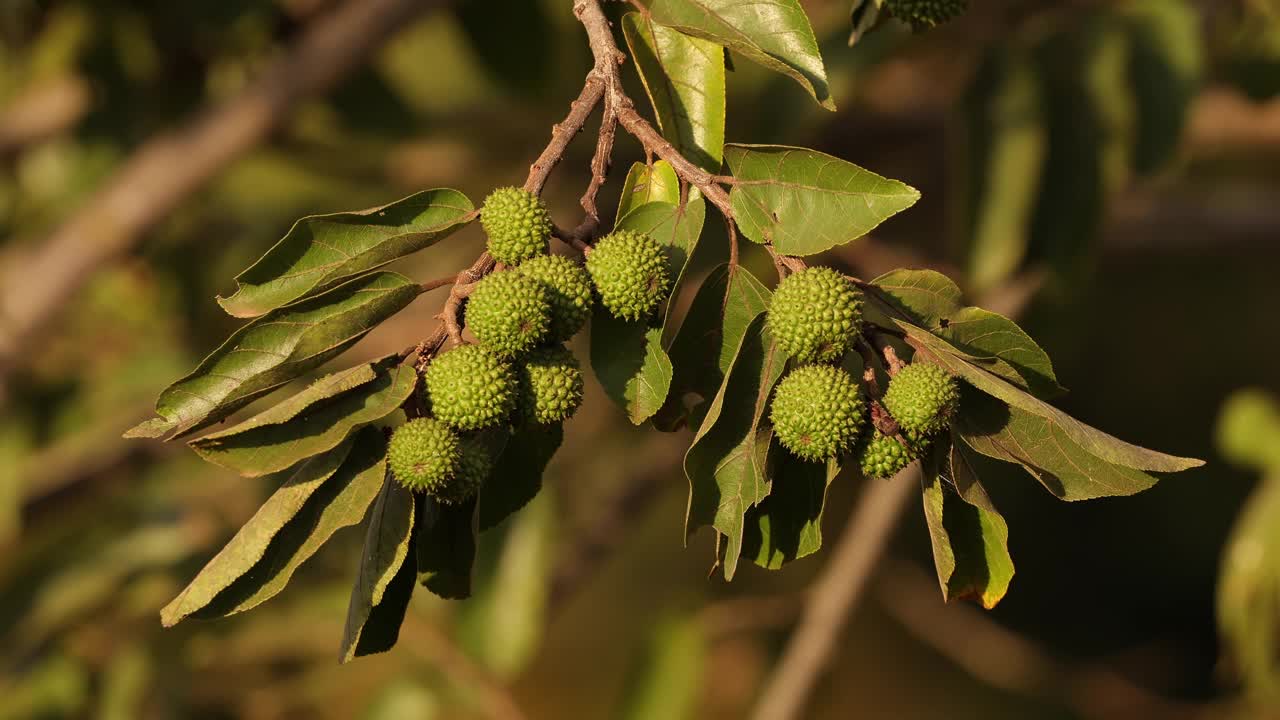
left=432, top=438, right=490, bottom=505
left=882, top=362, right=960, bottom=441
left=886, top=0, right=967, bottom=30
left=770, top=365, right=866, bottom=461
left=515, top=254, right=593, bottom=342
left=517, top=345, right=585, bottom=425
left=857, top=430, right=915, bottom=479
left=768, top=266, right=863, bottom=365
left=586, top=229, right=670, bottom=321
left=388, top=418, right=460, bottom=494
left=481, top=186, right=552, bottom=265
left=424, top=344, right=517, bottom=430
left=466, top=271, right=551, bottom=358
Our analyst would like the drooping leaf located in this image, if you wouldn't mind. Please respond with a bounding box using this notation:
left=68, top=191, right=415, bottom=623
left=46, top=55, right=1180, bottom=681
left=162, top=428, right=387, bottom=626
left=655, top=264, right=771, bottom=431
left=340, top=476, right=417, bottom=663
left=636, top=0, right=834, bottom=110
left=619, top=615, right=706, bottom=720
left=956, top=387, right=1162, bottom=500
left=478, top=423, right=562, bottom=531
left=725, top=144, right=920, bottom=256
left=416, top=496, right=477, bottom=600
left=870, top=270, right=1062, bottom=397
left=617, top=161, right=682, bottom=222
left=127, top=272, right=421, bottom=441
left=743, top=452, right=840, bottom=569
left=218, top=189, right=474, bottom=317
left=623, top=13, right=726, bottom=172
left=920, top=440, right=1015, bottom=608
left=1122, top=0, right=1201, bottom=175
left=190, top=357, right=416, bottom=477
left=685, top=315, right=787, bottom=580
left=900, top=322, right=1202, bottom=473
left=958, top=47, right=1047, bottom=293
left=591, top=199, right=705, bottom=424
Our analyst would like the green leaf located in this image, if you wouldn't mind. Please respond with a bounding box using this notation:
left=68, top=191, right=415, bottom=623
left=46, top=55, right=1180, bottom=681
left=340, top=475, right=416, bottom=663
left=127, top=272, right=421, bottom=441
left=416, top=496, right=477, bottom=600
left=1218, top=472, right=1280, bottom=699
left=636, top=0, right=833, bottom=110
left=619, top=615, right=705, bottom=720
left=957, top=388, right=1160, bottom=500
left=190, top=357, right=416, bottom=477
left=1122, top=0, right=1201, bottom=175
left=870, top=270, right=1063, bottom=397
left=655, top=264, right=771, bottom=431
left=920, top=440, right=1014, bottom=608
left=1217, top=390, right=1280, bottom=472
left=902, top=324, right=1202, bottom=475
left=478, top=424, right=562, bottom=531
left=743, top=452, right=840, bottom=569
left=617, top=161, right=682, bottom=222
left=591, top=199, right=705, bottom=424
left=218, top=189, right=474, bottom=317
left=623, top=13, right=726, bottom=173
left=685, top=314, right=787, bottom=580
left=958, top=47, right=1047, bottom=293
left=725, top=144, right=920, bottom=256
left=162, top=428, right=387, bottom=626
left=848, top=0, right=886, bottom=46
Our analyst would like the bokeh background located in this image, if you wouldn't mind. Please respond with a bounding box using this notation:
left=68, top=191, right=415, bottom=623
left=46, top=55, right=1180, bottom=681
left=2, top=0, right=1280, bottom=718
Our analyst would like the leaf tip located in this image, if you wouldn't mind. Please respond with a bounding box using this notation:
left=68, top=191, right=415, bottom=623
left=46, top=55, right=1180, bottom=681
left=124, top=417, right=173, bottom=440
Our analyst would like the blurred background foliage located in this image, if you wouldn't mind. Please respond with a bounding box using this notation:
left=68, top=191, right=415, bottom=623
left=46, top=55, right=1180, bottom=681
left=1, top=0, right=1279, bottom=717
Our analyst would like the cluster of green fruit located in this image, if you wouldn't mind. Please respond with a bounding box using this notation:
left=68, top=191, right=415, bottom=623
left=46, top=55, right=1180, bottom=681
left=388, top=187, right=672, bottom=502
left=885, top=0, right=967, bottom=30
left=766, top=266, right=960, bottom=479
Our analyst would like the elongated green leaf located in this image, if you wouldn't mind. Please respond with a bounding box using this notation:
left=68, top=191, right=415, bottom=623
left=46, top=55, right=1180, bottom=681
left=127, top=272, right=421, bottom=441
left=959, top=48, right=1046, bottom=293
left=743, top=452, right=840, bottom=569
left=1218, top=472, right=1280, bottom=699
left=637, top=0, right=834, bottom=110
left=218, top=189, right=474, bottom=317
left=956, top=388, right=1162, bottom=501
left=416, top=496, right=477, bottom=599
left=725, top=144, right=920, bottom=256
left=655, top=264, right=771, bottom=431
left=901, top=321, right=1202, bottom=473
left=478, top=424, right=562, bottom=531
left=921, top=440, right=1014, bottom=608
left=190, top=357, right=416, bottom=476
left=685, top=315, right=787, bottom=580
left=591, top=199, right=705, bottom=424
left=162, top=428, right=387, bottom=626
left=870, top=268, right=964, bottom=326
left=341, top=476, right=416, bottom=663
left=617, top=161, right=681, bottom=222
left=1122, top=0, right=1201, bottom=175
left=623, top=13, right=726, bottom=172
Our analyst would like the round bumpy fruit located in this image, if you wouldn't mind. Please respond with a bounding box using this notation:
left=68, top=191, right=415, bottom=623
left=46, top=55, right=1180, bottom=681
left=388, top=418, right=460, bottom=494
left=770, top=365, right=866, bottom=461
left=517, top=345, right=585, bottom=425
left=882, top=362, right=960, bottom=441
left=886, top=0, right=967, bottom=30
left=465, top=271, right=551, bottom=358
left=586, top=229, right=670, bottom=321
left=515, top=254, right=592, bottom=342
left=768, top=266, right=863, bottom=365
left=481, top=186, right=552, bottom=265
left=424, top=345, right=518, bottom=431
left=857, top=430, right=914, bottom=479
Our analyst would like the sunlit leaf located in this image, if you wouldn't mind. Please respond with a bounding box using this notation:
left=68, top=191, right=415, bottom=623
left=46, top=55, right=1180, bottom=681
left=725, top=144, right=920, bottom=256
left=617, top=161, right=682, bottom=222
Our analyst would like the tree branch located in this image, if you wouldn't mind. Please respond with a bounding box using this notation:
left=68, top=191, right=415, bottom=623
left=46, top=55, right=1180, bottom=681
left=749, top=469, right=918, bottom=720
left=0, top=0, right=442, bottom=390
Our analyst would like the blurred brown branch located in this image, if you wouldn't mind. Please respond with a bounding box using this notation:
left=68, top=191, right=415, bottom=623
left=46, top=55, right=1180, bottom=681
left=0, top=76, right=91, bottom=158
left=0, top=0, right=443, bottom=394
